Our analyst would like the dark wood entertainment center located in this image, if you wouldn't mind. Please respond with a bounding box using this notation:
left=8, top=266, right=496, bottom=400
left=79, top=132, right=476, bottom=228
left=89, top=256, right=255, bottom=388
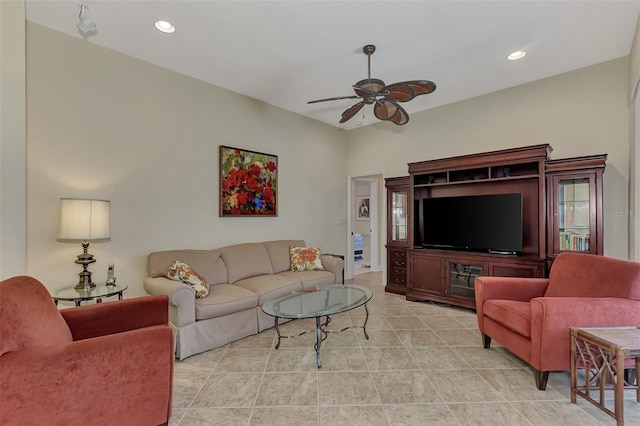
left=385, top=144, right=606, bottom=309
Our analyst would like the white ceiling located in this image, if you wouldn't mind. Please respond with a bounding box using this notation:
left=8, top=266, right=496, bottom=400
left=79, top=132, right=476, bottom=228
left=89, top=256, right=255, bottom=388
left=25, top=1, right=640, bottom=130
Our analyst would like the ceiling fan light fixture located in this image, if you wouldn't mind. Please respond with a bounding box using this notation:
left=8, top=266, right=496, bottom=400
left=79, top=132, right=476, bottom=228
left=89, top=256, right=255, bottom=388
left=154, top=20, right=176, bottom=34
left=508, top=50, right=527, bottom=61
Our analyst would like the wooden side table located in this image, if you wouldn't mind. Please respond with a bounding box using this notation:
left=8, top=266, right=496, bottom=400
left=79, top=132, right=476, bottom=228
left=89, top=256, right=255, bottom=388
left=570, top=326, right=640, bottom=426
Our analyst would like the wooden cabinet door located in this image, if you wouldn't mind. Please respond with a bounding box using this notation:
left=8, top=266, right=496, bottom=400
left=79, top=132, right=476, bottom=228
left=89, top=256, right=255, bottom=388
left=408, top=254, right=443, bottom=296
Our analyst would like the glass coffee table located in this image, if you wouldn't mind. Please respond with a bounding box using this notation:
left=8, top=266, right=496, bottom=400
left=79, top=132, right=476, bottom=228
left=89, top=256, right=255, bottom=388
left=262, top=284, right=373, bottom=368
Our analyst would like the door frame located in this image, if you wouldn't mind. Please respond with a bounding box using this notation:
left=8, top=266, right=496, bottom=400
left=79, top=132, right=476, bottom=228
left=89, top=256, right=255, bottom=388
left=346, top=171, right=385, bottom=279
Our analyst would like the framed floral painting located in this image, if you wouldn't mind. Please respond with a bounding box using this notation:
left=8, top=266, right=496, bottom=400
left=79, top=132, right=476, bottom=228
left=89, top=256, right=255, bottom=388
left=219, top=146, right=278, bottom=216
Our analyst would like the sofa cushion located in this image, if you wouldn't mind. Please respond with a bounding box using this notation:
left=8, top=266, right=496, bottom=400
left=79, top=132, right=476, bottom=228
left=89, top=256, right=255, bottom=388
left=1, top=276, right=73, bottom=356
left=278, top=271, right=335, bottom=288
left=546, top=252, right=640, bottom=300
left=234, top=274, right=301, bottom=305
left=167, top=261, right=210, bottom=298
left=264, top=239, right=306, bottom=273
left=220, top=243, right=274, bottom=284
left=195, top=284, right=259, bottom=320
left=290, top=246, right=324, bottom=272
left=483, top=300, right=531, bottom=337
left=148, top=249, right=228, bottom=285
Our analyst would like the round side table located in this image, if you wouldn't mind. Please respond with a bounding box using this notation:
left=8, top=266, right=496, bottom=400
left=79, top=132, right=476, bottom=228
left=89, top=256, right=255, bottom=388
left=51, top=283, right=128, bottom=306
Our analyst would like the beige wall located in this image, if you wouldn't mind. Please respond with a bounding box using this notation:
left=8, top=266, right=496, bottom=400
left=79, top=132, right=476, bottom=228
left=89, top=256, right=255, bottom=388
left=0, top=0, right=27, bottom=279
left=629, top=14, right=640, bottom=261
left=7, top=20, right=636, bottom=298
left=26, top=23, right=348, bottom=297
left=347, top=57, right=631, bottom=260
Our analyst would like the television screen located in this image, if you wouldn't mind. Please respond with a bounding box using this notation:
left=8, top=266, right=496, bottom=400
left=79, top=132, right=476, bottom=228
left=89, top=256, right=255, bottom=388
left=422, top=193, right=522, bottom=254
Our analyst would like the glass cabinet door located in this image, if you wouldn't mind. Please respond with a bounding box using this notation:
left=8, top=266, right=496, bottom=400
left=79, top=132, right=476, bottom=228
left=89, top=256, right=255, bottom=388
left=391, top=191, right=408, bottom=242
left=555, top=176, right=593, bottom=253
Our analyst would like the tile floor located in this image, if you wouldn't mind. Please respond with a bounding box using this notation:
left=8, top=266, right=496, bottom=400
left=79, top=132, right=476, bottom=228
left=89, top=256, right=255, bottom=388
left=170, top=271, right=640, bottom=425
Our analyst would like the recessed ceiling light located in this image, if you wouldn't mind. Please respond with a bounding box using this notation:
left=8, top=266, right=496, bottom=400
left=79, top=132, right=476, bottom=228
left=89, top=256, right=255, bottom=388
left=507, top=50, right=526, bottom=61
left=154, top=20, right=175, bottom=34
left=354, top=121, right=363, bottom=126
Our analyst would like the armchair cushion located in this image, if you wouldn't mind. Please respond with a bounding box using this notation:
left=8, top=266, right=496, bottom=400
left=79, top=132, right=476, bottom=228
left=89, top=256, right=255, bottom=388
left=0, top=276, right=72, bottom=356
left=483, top=300, right=531, bottom=337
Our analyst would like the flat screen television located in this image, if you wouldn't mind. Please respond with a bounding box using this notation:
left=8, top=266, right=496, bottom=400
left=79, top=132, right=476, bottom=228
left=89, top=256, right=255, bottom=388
left=421, top=193, right=523, bottom=254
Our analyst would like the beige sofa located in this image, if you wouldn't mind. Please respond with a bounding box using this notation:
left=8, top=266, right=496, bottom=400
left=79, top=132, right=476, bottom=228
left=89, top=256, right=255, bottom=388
left=143, top=239, right=344, bottom=360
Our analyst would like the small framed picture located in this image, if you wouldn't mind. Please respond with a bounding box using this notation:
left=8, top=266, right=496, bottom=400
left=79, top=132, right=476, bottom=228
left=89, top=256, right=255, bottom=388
left=357, top=197, right=370, bottom=220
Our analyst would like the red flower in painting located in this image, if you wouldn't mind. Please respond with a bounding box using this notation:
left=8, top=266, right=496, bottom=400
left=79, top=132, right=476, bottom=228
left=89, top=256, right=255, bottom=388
left=263, top=187, right=274, bottom=200
left=250, top=163, right=262, bottom=177
left=266, top=161, right=276, bottom=173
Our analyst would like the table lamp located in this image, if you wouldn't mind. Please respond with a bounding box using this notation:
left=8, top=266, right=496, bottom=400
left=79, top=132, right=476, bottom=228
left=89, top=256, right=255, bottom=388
left=58, top=198, right=110, bottom=290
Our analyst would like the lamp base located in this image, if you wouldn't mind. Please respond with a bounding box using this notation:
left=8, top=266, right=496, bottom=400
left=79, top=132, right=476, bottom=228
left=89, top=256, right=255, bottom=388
left=74, top=241, right=97, bottom=290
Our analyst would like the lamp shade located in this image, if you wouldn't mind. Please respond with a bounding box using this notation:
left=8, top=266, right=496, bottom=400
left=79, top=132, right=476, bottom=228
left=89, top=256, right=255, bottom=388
left=58, top=199, right=110, bottom=241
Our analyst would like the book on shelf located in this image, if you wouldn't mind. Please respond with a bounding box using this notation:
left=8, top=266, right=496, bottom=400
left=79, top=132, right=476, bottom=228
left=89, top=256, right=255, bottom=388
left=559, top=231, right=589, bottom=251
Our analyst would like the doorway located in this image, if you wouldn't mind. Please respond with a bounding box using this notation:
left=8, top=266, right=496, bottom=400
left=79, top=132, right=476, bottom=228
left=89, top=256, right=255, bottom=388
left=347, top=173, right=384, bottom=279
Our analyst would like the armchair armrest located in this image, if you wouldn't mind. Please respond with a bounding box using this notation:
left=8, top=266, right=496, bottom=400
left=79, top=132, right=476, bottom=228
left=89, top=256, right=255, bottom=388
left=144, top=276, right=196, bottom=327
left=61, top=295, right=168, bottom=341
left=320, top=255, right=345, bottom=284
left=0, top=326, right=174, bottom=425
left=475, top=276, right=550, bottom=333
left=530, top=297, right=640, bottom=371
left=475, top=276, right=549, bottom=302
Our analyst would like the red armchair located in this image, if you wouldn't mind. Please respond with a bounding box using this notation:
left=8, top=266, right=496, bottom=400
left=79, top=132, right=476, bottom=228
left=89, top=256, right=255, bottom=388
left=0, top=276, right=174, bottom=425
left=475, top=253, right=640, bottom=390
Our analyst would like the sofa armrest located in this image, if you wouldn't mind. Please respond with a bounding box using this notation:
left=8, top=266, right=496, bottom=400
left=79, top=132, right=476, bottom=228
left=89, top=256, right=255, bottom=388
left=144, top=276, right=196, bottom=327
left=60, top=295, right=168, bottom=341
left=0, top=326, right=174, bottom=425
left=320, top=255, right=344, bottom=284
left=530, top=297, right=640, bottom=371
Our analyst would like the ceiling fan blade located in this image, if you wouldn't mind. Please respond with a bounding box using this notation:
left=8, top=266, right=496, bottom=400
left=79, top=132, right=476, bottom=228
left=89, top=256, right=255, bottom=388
left=339, top=101, right=365, bottom=123
left=354, top=78, right=386, bottom=97
left=384, top=80, right=437, bottom=102
left=308, top=95, right=361, bottom=104
left=374, top=99, right=409, bottom=126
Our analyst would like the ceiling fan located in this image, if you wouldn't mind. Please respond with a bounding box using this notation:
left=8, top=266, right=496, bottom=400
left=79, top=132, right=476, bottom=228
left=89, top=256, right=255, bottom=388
left=308, top=44, right=436, bottom=126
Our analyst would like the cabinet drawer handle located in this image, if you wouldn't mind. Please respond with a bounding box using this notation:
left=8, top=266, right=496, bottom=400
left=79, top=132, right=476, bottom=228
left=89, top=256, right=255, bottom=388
left=394, top=278, right=405, bottom=284
left=394, top=252, right=404, bottom=258
left=395, top=261, right=405, bottom=266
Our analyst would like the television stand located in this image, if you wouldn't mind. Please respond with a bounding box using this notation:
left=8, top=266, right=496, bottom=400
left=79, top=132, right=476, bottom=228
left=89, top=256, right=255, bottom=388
left=405, top=250, right=545, bottom=308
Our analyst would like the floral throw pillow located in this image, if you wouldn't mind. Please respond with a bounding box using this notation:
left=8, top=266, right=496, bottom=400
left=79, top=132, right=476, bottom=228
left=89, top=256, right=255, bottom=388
left=290, top=246, right=324, bottom=272
left=167, top=261, right=210, bottom=298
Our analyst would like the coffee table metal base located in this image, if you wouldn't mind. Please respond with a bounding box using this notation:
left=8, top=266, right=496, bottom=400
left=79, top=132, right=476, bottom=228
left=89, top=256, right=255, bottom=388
left=273, top=303, right=370, bottom=368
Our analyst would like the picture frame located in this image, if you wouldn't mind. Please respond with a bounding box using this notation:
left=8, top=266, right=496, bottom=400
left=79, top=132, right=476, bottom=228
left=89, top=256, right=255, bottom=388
left=219, top=146, right=278, bottom=216
left=357, top=196, right=370, bottom=220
